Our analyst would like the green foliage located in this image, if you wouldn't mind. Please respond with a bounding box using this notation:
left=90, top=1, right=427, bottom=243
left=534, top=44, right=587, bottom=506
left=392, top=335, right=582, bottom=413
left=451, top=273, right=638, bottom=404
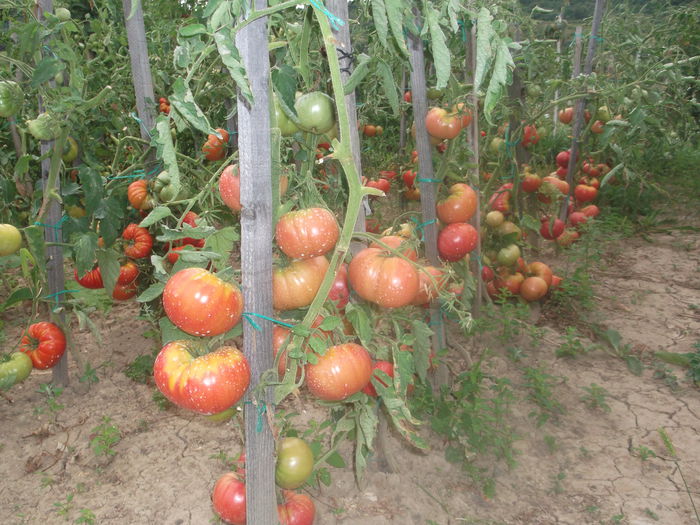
left=124, top=353, right=157, bottom=384
left=580, top=383, right=611, bottom=412
left=89, top=417, right=121, bottom=457
left=522, top=366, right=565, bottom=426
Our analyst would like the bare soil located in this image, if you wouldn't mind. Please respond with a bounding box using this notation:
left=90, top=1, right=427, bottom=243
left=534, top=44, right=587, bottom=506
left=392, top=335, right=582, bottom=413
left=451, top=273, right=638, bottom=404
left=1, top=204, right=699, bottom=525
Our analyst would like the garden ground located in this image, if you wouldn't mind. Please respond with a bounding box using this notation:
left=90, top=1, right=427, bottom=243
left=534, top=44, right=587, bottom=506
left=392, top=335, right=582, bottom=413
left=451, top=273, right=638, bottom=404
left=1, top=195, right=699, bottom=525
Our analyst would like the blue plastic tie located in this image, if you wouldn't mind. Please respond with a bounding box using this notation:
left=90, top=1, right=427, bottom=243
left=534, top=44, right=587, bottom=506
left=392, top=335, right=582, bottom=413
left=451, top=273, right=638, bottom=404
left=43, top=289, right=81, bottom=306
left=416, top=177, right=440, bottom=183
left=130, top=112, right=152, bottom=138
left=242, top=312, right=295, bottom=331
left=244, top=400, right=268, bottom=433
left=35, top=215, right=68, bottom=229
left=308, top=0, right=345, bottom=31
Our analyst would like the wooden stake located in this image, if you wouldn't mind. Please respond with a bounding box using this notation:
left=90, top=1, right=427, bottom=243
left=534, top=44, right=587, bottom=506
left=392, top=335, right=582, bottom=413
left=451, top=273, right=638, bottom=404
left=469, top=23, right=482, bottom=317
left=236, top=1, right=277, bottom=523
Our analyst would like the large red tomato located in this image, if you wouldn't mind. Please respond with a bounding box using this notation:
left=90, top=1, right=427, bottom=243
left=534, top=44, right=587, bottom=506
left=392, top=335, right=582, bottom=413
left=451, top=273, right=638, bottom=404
left=163, top=268, right=243, bottom=337
left=122, top=223, right=153, bottom=259
left=74, top=266, right=103, bottom=289
left=412, top=265, right=446, bottom=305
left=436, top=183, right=477, bottom=224
left=117, top=261, right=139, bottom=285
left=153, top=341, right=250, bottom=414
left=127, top=179, right=154, bottom=211
left=211, top=473, right=246, bottom=525
left=278, top=491, right=316, bottom=525
left=522, top=124, right=539, bottom=147
left=219, top=164, right=242, bottom=212
left=276, top=208, right=339, bottom=259
left=521, top=173, right=542, bottom=193
left=347, top=248, right=419, bottom=308
left=437, top=222, right=479, bottom=262
left=425, top=107, right=462, bottom=140
left=520, top=276, right=548, bottom=302
left=558, top=107, right=573, bottom=124
left=574, top=184, right=598, bottom=203
left=369, top=235, right=418, bottom=261
left=306, top=343, right=372, bottom=401
left=540, top=217, right=565, bottom=240
left=489, top=183, right=513, bottom=213
left=273, top=256, right=329, bottom=310
left=19, top=321, right=66, bottom=369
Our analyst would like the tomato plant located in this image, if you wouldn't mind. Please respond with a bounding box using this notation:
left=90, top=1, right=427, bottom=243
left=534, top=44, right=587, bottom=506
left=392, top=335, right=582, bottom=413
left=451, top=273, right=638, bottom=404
left=163, top=268, right=243, bottom=337
left=19, top=322, right=66, bottom=369
left=153, top=341, right=250, bottom=415
left=122, top=224, right=153, bottom=259
left=306, top=343, right=372, bottom=401
left=347, top=247, right=419, bottom=308
left=276, top=208, right=339, bottom=260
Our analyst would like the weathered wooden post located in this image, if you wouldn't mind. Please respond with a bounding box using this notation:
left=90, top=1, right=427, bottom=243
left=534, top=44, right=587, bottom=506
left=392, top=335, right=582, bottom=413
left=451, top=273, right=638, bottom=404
left=236, top=1, right=277, bottom=522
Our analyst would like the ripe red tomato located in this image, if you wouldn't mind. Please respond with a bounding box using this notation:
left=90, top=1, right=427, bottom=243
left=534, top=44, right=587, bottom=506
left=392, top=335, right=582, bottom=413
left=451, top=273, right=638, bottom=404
left=556, top=150, right=571, bottom=168
left=127, top=179, right=153, bottom=211
left=278, top=491, right=316, bottom=525
left=527, top=261, right=553, bottom=288
left=347, top=248, right=419, bottom=308
left=403, top=188, right=420, bottom=201
left=521, top=173, right=542, bottom=193
left=117, top=261, right=139, bottom=285
left=522, top=124, right=539, bottom=147
left=74, top=266, right=104, bottom=289
left=211, top=473, right=246, bottom=525
left=122, top=224, right=153, bottom=259
left=591, top=120, right=605, bottom=134
left=493, top=272, right=525, bottom=296
left=403, top=91, right=412, bottom=103
left=369, top=235, right=418, bottom=261
left=581, top=204, right=600, bottom=218
left=425, top=107, right=462, bottom=140
left=557, top=228, right=581, bottom=247
left=436, top=183, right=477, bottom=224
left=453, top=103, right=473, bottom=128
left=574, top=184, right=598, bottom=203
left=489, top=183, right=513, bottom=213
left=163, top=268, right=243, bottom=337
left=328, top=263, right=350, bottom=309
left=437, top=222, right=479, bottom=262
left=540, top=217, right=565, bottom=240
left=402, top=169, right=417, bottom=188
left=542, top=176, right=570, bottom=195
left=153, top=341, right=250, bottom=414
left=273, top=256, right=329, bottom=310
left=412, top=265, right=446, bottom=305
left=558, top=107, right=573, bottom=124
left=363, top=124, right=377, bottom=137
left=520, top=276, right=548, bottom=302
left=219, top=164, right=241, bottom=212
left=202, top=128, right=229, bottom=161
left=379, top=170, right=397, bottom=180
left=275, top=437, right=314, bottom=489
left=365, top=178, right=390, bottom=195
left=569, top=211, right=589, bottom=228
left=361, top=360, right=394, bottom=397
left=306, top=343, right=372, bottom=401
left=19, top=321, right=66, bottom=369
left=112, top=281, right=138, bottom=301
left=276, top=208, right=339, bottom=260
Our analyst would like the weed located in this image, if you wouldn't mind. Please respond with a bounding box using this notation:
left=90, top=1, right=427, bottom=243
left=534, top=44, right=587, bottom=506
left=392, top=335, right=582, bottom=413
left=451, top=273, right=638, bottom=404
left=53, top=493, right=74, bottom=517
left=579, top=446, right=592, bottom=459
left=581, top=383, right=611, bottom=413
left=631, top=445, right=656, bottom=461
left=89, top=417, right=121, bottom=457
left=152, top=389, right=171, bottom=410
left=609, top=513, right=625, bottom=523
left=549, top=266, right=596, bottom=315
left=596, top=328, right=643, bottom=375
left=209, top=450, right=239, bottom=470
left=125, top=353, right=157, bottom=384
left=34, top=383, right=64, bottom=416
left=79, top=363, right=100, bottom=385
left=74, top=508, right=96, bottom=524
left=556, top=327, right=595, bottom=358
left=40, top=474, right=55, bottom=488
left=544, top=435, right=558, bottom=453
left=549, top=470, right=566, bottom=495
left=643, top=508, right=659, bottom=521
left=522, top=366, right=565, bottom=426
left=652, top=362, right=680, bottom=391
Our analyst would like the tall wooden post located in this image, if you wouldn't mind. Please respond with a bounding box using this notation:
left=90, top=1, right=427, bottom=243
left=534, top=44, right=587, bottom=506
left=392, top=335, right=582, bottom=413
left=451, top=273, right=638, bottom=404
left=560, top=0, right=606, bottom=221
left=123, top=0, right=156, bottom=141
left=407, top=20, right=447, bottom=387
left=236, top=1, right=277, bottom=523
left=327, top=0, right=365, bottom=255
left=469, top=23, right=482, bottom=316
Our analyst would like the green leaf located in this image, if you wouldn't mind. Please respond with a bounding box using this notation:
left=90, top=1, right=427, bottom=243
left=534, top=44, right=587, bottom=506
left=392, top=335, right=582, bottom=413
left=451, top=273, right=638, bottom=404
left=385, top=0, right=408, bottom=57
left=23, top=226, right=47, bottom=281
left=73, top=232, right=98, bottom=278
left=170, top=77, right=212, bottom=136
left=74, top=308, right=102, bottom=345
left=343, top=54, right=372, bottom=95
left=0, top=287, right=33, bottom=312
left=371, top=0, right=389, bottom=48
left=520, top=214, right=541, bottom=232
left=625, top=355, right=643, bottom=376
left=204, top=226, right=239, bottom=271
left=179, top=24, right=207, bottom=38
left=137, top=282, right=165, bottom=303
left=79, top=167, right=104, bottom=216
left=96, top=248, right=121, bottom=298
left=159, top=317, right=198, bottom=345
left=392, top=344, right=413, bottom=398
left=325, top=451, right=346, bottom=468
left=425, top=6, right=451, bottom=90
left=214, top=27, right=253, bottom=104
left=474, top=8, right=495, bottom=92
left=317, top=316, right=341, bottom=332
left=31, top=57, right=65, bottom=87
left=317, top=467, right=331, bottom=487
left=411, top=320, right=433, bottom=382
left=202, top=0, right=224, bottom=18
left=600, top=162, right=624, bottom=188
left=483, top=38, right=514, bottom=124
left=345, top=303, right=373, bottom=347
left=153, top=115, right=181, bottom=201
left=376, top=59, right=399, bottom=116
left=14, top=155, right=30, bottom=179
left=139, top=206, right=173, bottom=228
left=271, top=64, right=298, bottom=115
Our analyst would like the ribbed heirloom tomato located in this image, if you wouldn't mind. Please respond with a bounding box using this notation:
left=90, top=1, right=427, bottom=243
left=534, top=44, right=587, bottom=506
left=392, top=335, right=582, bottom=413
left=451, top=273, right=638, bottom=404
left=219, top=163, right=288, bottom=213
left=306, top=343, right=372, bottom=401
left=437, top=222, right=478, bottom=262
left=273, top=255, right=329, bottom=310
left=153, top=341, right=250, bottom=414
left=74, top=266, right=104, bottom=289
left=122, top=223, right=153, bottom=259
left=436, top=183, right=477, bottom=224
left=211, top=473, right=246, bottom=525
left=276, top=208, right=339, bottom=259
left=278, top=491, right=316, bottom=525
left=19, top=321, right=66, bottom=369
left=163, top=267, right=243, bottom=337
left=127, top=179, right=154, bottom=211
left=348, top=247, right=419, bottom=308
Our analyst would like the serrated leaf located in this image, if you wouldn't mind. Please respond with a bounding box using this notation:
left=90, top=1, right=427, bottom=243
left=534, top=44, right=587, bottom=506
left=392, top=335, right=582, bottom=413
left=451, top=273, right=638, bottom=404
left=215, top=27, right=253, bottom=104
left=483, top=38, right=514, bottom=124
left=625, top=355, right=643, bottom=376
left=271, top=64, right=298, bottom=114
left=79, top=167, right=104, bottom=215
left=1, top=287, right=33, bottom=312
left=170, top=77, right=212, bottom=136
left=325, top=451, right=346, bottom=468
left=31, top=57, right=65, bottom=87
left=23, top=226, right=46, bottom=281
left=425, top=6, right=450, bottom=90
left=96, top=248, right=121, bottom=298
left=318, top=467, right=331, bottom=486
left=202, top=0, right=224, bottom=18
left=179, top=24, right=207, bottom=37
left=385, top=0, right=408, bottom=56
left=343, top=54, right=372, bottom=95
left=600, top=163, right=624, bottom=188
left=372, top=0, right=389, bottom=48
left=159, top=317, right=198, bottom=345
left=137, top=282, right=165, bottom=303
left=139, top=206, right=173, bottom=228
left=520, top=214, right=541, bottom=232
left=317, top=316, right=341, bottom=332
left=376, top=59, right=399, bottom=116
left=153, top=116, right=181, bottom=200
left=393, top=344, right=414, bottom=397
left=204, top=226, right=238, bottom=270
left=308, top=336, right=326, bottom=356
left=411, top=319, right=433, bottom=382
left=474, top=8, right=495, bottom=92
left=73, top=232, right=98, bottom=277
left=345, top=303, right=373, bottom=346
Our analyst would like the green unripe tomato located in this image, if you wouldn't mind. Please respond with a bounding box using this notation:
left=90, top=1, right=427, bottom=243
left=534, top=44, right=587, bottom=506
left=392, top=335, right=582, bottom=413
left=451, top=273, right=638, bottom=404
left=0, top=224, right=22, bottom=256
left=294, top=91, right=335, bottom=134
left=275, top=437, right=314, bottom=489
left=62, top=136, right=79, bottom=163
left=0, top=81, right=23, bottom=118
left=0, top=352, right=33, bottom=389
left=55, top=7, right=71, bottom=21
